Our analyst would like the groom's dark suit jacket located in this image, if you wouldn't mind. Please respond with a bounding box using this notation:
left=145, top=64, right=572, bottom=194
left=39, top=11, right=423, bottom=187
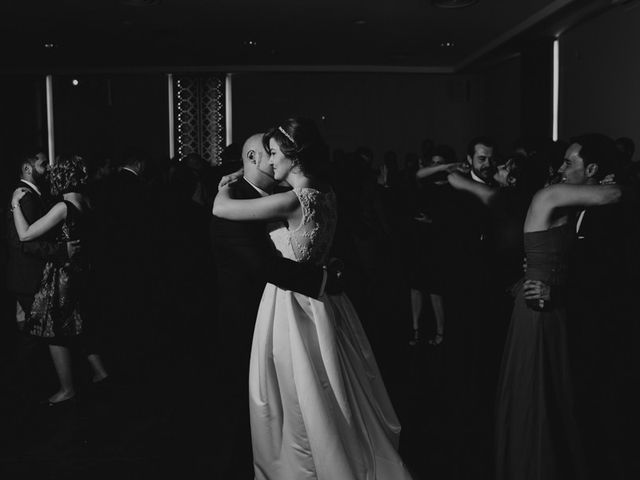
left=5, top=181, right=65, bottom=302
left=210, top=178, right=323, bottom=355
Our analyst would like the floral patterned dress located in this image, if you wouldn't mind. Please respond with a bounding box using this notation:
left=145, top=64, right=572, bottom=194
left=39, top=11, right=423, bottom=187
left=28, top=201, right=87, bottom=339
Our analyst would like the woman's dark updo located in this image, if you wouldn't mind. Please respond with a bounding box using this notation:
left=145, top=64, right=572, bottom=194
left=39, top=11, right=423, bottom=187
left=263, top=117, right=330, bottom=179
left=50, top=154, right=88, bottom=196
left=503, top=153, right=549, bottom=200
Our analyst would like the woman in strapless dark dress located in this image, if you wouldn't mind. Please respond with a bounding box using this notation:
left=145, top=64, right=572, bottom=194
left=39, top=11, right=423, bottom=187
left=495, top=223, right=584, bottom=480
left=494, top=161, right=624, bottom=480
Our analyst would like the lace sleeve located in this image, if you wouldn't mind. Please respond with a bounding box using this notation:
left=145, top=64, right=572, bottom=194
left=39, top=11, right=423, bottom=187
left=289, top=188, right=337, bottom=264
left=291, top=187, right=314, bottom=233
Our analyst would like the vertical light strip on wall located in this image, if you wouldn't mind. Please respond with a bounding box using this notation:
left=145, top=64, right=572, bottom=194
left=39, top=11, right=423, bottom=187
left=167, top=73, right=175, bottom=159
left=225, top=73, right=233, bottom=146
left=552, top=39, right=559, bottom=141
left=45, top=75, right=55, bottom=165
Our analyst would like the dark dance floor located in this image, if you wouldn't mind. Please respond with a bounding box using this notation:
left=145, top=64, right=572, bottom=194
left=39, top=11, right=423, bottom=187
left=1, top=317, right=639, bottom=480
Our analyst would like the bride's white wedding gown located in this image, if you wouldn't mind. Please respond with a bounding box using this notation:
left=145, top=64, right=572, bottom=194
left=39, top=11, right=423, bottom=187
left=249, top=187, right=413, bottom=480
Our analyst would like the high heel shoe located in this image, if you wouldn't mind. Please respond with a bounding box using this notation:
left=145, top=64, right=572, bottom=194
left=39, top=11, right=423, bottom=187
left=409, top=328, right=420, bottom=347
left=428, top=332, right=444, bottom=346
left=40, top=395, right=77, bottom=408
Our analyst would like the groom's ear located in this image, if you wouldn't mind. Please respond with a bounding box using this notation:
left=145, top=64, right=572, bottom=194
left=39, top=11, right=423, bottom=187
left=247, top=150, right=256, bottom=164
left=585, top=162, right=598, bottom=179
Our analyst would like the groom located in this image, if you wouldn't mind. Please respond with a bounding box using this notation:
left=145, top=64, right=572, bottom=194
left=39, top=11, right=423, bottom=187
left=209, top=133, right=339, bottom=479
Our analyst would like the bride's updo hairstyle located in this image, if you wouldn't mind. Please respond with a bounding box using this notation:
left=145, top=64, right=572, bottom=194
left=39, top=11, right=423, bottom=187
left=50, top=154, right=88, bottom=196
left=263, top=117, right=330, bottom=180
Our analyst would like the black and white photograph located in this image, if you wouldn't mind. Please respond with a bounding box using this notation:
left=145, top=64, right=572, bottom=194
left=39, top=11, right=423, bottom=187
left=1, top=1, right=639, bottom=479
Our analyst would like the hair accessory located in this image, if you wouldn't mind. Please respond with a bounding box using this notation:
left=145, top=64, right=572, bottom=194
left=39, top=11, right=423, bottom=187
left=278, top=126, right=295, bottom=145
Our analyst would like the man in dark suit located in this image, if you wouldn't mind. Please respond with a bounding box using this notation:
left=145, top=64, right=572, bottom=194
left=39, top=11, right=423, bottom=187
left=440, top=136, right=499, bottom=479
left=560, top=134, right=631, bottom=478
left=526, top=134, right=632, bottom=477
left=556, top=136, right=625, bottom=368
left=4, top=149, right=75, bottom=396
left=208, top=133, right=335, bottom=479
left=443, top=136, right=497, bottom=367
left=442, top=136, right=497, bottom=284
left=6, top=150, right=69, bottom=316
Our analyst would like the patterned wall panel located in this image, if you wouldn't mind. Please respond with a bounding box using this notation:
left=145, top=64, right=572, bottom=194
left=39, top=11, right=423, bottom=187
left=173, top=74, right=225, bottom=165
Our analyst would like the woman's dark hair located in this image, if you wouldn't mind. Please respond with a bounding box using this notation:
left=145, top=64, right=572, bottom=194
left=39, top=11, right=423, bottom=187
left=50, top=154, right=88, bottom=196
left=263, top=117, right=330, bottom=179
left=432, top=144, right=457, bottom=163
left=508, top=153, right=550, bottom=198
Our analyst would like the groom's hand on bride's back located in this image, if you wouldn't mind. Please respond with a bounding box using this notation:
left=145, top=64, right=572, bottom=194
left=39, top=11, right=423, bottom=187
left=325, top=258, right=345, bottom=296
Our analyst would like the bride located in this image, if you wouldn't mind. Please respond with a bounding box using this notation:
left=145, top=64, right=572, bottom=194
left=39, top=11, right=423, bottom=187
left=213, top=118, right=413, bottom=480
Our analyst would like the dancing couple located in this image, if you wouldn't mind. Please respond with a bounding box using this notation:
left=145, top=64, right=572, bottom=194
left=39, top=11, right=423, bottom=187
left=212, top=117, right=413, bottom=479
left=9, top=153, right=108, bottom=406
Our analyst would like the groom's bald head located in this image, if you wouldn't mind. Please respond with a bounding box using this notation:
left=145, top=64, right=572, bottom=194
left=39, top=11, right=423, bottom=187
left=242, top=133, right=275, bottom=189
left=241, top=134, right=262, bottom=164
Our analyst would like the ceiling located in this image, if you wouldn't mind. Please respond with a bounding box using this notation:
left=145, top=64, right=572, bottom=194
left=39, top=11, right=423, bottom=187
left=0, top=0, right=615, bottom=73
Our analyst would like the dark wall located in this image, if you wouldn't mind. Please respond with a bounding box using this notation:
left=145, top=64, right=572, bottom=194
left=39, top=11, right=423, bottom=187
left=0, top=76, right=47, bottom=327
left=560, top=3, right=640, bottom=150
left=0, top=75, right=47, bottom=198
left=484, top=56, right=523, bottom=154
left=52, top=75, right=169, bottom=163
left=520, top=39, right=553, bottom=141
left=231, top=68, right=521, bottom=163
left=1, top=66, right=523, bottom=181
